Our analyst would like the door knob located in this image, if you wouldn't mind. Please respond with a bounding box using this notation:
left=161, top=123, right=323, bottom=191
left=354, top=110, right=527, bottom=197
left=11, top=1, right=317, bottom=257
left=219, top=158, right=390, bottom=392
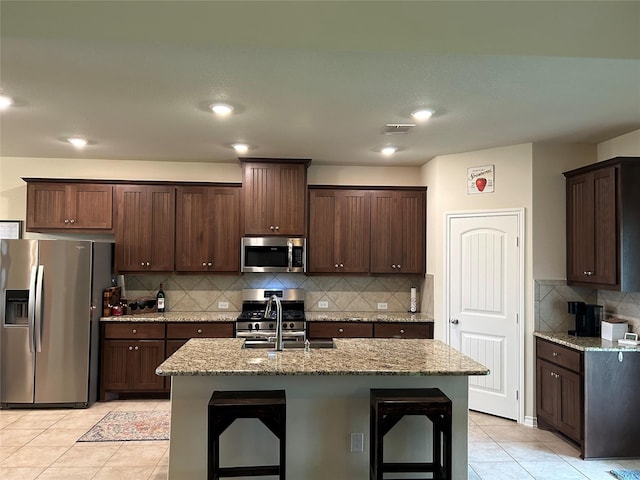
left=450, top=319, right=459, bottom=324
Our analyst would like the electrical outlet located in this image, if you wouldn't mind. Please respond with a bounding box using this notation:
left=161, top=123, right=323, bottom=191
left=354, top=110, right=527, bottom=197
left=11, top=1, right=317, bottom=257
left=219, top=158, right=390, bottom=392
left=350, top=433, right=364, bottom=452
left=318, top=301, right=329, bottom=309
left=218, top=301, right=229, bottom=309
left=377, top=302, right=388, bottom=310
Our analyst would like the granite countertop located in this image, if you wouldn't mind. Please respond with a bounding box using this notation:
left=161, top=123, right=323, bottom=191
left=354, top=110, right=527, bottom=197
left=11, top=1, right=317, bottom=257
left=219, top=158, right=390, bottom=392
left=534, top=331, right=640, bottom=352
left=156, top=338, right=489, bottom=377
left=100, top=312, right=240, bottom=322
left=101, top=311, right=433, bottom=323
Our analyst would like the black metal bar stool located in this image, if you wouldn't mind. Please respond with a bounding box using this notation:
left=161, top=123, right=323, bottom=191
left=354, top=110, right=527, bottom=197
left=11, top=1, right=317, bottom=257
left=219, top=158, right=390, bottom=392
left=208, top=389, right=286, bottom=480
left=370, top=388, right=452, bottom=480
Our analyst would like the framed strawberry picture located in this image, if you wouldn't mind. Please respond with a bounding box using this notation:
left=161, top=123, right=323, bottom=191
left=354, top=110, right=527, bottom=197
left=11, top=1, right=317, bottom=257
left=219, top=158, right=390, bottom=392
left=467, top=165, right=494, bottom=194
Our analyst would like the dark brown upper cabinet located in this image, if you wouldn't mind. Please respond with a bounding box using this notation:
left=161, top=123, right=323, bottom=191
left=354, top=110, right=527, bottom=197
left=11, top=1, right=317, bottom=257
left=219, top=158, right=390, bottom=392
left=115, top=185, right=175, bottom=273
left=241, top=159, right=310, bottom=236
left=175, top=186, right=240, bottom=272
left=25, top=180, right=113, bottom=232
left=308, top=189, right=371, bottom=273
left=370, top=189, right=426, bottom=274
left=564, top=157, right=640, bottom=291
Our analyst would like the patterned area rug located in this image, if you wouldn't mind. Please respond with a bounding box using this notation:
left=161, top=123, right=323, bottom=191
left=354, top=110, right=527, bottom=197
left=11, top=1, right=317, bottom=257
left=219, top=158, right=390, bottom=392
left=610, top=471, right=640, bottom=480
left=77, top=411, right=170, bottom=442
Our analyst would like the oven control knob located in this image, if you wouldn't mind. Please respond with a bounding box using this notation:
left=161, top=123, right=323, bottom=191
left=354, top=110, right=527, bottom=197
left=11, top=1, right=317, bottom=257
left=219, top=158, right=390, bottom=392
left=254, top=323, right=260, bottom=330
left=269, top=323, right=274, bottom=329
left=289, top=323, right=294, bottom=328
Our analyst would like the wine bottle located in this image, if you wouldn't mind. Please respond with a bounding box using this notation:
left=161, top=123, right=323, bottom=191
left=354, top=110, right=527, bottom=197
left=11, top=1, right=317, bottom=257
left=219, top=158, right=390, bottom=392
left=157, top=283, right=166, bottom=313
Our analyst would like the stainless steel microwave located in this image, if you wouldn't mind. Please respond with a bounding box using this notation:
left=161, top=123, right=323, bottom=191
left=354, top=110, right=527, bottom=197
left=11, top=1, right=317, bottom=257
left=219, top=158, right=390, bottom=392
left=241, top=237, right=306, bottom=273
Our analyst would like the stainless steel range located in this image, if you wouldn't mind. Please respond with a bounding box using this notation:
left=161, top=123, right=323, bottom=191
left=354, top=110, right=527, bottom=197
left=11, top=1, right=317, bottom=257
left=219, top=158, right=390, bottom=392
left=235, top=288, right=306, bottom=343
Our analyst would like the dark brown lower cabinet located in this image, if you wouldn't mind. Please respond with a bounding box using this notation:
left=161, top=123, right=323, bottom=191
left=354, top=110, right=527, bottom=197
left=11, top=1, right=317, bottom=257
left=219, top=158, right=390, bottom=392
left=536, top=337, right=640, bottom=459
left=307, top=321, right=433, bottom=340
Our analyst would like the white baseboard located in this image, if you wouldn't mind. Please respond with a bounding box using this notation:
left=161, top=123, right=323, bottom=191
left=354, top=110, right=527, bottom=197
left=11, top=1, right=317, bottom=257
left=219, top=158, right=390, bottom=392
left=523, top=416, right=537, bottom=428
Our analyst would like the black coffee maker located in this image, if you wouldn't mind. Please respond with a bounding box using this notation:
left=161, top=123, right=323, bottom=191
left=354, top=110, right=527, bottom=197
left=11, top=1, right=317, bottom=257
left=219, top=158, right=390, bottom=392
left=567, top=301, right=603, bottom=337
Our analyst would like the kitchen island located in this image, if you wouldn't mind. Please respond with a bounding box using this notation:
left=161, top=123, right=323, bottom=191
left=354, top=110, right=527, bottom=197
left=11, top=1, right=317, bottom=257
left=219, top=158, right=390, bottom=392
left=156, top=337, right=488, bottom=480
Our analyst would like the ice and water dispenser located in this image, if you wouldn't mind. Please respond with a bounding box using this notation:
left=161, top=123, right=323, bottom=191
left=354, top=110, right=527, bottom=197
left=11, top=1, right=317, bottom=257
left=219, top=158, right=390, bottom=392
left=4, top=290, right=30, bottom=325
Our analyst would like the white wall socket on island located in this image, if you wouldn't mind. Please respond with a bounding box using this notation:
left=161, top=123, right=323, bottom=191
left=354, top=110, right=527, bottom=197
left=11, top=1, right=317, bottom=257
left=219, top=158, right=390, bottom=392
left=350, top=432, right=364, bottom=452
left=218, top=301, right=229, bottom=309
left=318, top=301, right=329, bottom=309
left=377, top=302, right=388, bottom=310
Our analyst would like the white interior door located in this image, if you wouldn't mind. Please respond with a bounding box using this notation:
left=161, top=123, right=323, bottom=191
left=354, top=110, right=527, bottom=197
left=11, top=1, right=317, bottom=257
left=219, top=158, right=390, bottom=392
left=447, top=211, right=522, bottom=420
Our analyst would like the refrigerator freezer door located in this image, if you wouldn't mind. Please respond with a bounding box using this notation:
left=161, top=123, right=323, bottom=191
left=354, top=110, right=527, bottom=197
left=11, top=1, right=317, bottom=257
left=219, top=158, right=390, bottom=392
left=0, top=240, right=38, bottom=404
left=34, top=240, right=93, bottom=404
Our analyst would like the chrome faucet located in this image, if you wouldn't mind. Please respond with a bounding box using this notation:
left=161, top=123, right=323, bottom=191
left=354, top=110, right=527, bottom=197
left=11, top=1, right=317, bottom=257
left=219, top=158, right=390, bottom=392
left=264, top=294, right=283, bottom=351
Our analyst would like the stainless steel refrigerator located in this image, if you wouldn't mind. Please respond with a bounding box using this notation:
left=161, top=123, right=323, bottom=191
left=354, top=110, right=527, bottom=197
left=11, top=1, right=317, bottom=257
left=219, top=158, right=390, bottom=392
left=0, top=240, right=112, bottom=408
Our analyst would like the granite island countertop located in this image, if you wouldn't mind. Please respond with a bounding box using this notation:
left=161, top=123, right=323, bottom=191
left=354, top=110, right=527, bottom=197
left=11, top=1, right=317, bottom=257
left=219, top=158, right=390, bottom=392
left=101, top=311, right=433, bottom=323
left=534, top=331, right=640, bottom=352
left=155, top=337, right=489, bottom=377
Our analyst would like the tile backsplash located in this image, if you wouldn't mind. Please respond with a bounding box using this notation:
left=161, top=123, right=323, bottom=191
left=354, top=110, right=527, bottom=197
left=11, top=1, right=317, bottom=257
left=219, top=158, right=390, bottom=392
left=535, top=280, right=640, bottom=334
left=123, top=273, right=425, bottom=314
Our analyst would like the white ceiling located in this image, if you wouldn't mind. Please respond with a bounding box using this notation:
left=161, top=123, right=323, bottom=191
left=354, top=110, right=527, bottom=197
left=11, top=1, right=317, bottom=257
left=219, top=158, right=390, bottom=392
left=1, top=1, right=639, bottom=167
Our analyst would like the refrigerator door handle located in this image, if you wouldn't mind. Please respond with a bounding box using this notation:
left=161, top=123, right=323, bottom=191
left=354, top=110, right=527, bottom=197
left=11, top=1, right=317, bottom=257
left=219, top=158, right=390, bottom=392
left=27, top=265, right=38, bottom=353
left=35, top=265, right=44, bottom=353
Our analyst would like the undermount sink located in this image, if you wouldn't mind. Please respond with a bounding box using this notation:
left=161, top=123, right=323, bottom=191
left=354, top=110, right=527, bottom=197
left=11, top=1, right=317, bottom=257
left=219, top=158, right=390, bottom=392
left=242, top=339, right=336, bottom=350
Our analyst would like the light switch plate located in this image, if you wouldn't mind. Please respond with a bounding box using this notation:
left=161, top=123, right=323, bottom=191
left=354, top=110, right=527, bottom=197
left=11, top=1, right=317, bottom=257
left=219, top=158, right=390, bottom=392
left=218, top=301, right=229, bottom=309
left=377, top=303, right=388, bottom=310
left=318, top=301, right=329, bottom=309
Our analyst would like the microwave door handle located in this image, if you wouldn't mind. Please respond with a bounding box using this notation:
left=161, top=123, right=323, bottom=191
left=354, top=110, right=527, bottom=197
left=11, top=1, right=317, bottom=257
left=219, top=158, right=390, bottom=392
left=34, top=265, right=44, bottom=352
left=287, top=240, right=293, bottom=272
left=27, top=266, right=38, bottom=353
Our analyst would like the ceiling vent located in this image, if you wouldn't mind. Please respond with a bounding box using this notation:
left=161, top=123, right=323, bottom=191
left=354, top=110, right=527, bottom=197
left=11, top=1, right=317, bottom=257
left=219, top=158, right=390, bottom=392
left=383, top=123, right=416, bottom=135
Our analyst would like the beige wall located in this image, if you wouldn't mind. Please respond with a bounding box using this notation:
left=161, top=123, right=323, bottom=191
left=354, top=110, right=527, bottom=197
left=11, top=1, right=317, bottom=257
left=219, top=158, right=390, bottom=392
left=597, top=129, right=640, bottom=161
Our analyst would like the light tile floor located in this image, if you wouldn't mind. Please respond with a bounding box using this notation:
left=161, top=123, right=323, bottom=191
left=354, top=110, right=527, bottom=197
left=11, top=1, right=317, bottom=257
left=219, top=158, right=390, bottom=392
left=1, top=401, right=639, bottom=479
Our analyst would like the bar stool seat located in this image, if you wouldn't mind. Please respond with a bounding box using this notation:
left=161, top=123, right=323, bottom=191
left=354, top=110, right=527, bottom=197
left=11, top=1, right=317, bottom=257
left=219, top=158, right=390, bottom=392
left=208, top=389, right=286, bottom=480
left=370, top=388, right=452, bottom=480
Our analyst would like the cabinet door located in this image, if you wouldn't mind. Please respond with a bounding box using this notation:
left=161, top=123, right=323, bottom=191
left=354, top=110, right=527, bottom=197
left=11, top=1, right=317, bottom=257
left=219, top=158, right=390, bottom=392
left=26, top=183, right=68, bottom=229
left=68, top=184, right=113, bottom=229
left=338, top=191, right=371, bottom=273
left=374, top=322, right=433, bottom=339
left=132, top=340, right=166, bottom=391
left=243, top=163, right=277, bottom=235
left=116, top=185, right=175, bottom=272
left=370, top=190, right=424, bottom=274
left=309, top=190, right=370, bottom=273
left=536, top=358, right=558, bottom=429
left=566, top=167, right=617, bottom=286
left=307, top=322, right=373, bottom=339
left=557, top=365, right=582, bottom=442
left=309, top=190, right=338, bottom=272
left=101, top=340, right=133, bottom=392
left=209, top=187, right=240, bottom=271
left=275, top=163, right=307, bottom=236
left=176, top=187, right=210, bottom=271
left=242, top=162, right=307, bottom=236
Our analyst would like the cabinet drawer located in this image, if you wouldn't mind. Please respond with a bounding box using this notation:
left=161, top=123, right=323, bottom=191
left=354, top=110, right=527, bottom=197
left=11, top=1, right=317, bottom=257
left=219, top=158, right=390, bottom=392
left=374, top=323, right=433, bottom=339
left=166, top=322, right=234, bottom=339
left=536, top=338, right=582, bottom=373
left=308, top=322, right=373, bottom=338
left=104, top=322, right=165, bottom=339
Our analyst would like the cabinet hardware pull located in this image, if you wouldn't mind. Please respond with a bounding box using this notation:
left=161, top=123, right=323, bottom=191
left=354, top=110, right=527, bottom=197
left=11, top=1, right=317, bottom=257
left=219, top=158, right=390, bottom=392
left=584, top=271, right=594, bottom=276
left=70, top=219, right=75, bottom=224
left=338, top=328, right=344, bottom=333
left=552, top=352, right=558, bottom=357
left=197, top=329, right=202, bottom=334
left=397, top=264, right=401, bottom=269
left=141, top=262, right=145, bottom=266
left=207, top=262, right=212, bottom=266
left=129, top=346, right=133, bottom=351
left=275, top=226, right=279, bottom=231
left=339, top=263, right=344, bottom=268
left=400, top=329, right=405, bottom=334
left=146, top=262, right=150, bottom=267
left=64, top=219, right=69, bottom=224
left=132, top=329, right=137, bottom=334
left=134, top=346, right=139, bottom=351
left=392, top=264, right=396, bottom=269
left=335, top=263, right=339, bottom=268
left=202, top=262, right=207, bottom=266
left=270, top=225, right=275, bottom=231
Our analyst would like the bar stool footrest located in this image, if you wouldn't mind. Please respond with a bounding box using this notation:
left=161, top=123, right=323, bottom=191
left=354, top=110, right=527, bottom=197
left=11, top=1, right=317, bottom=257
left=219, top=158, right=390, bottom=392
left=217, top=465, right=280, bottom=477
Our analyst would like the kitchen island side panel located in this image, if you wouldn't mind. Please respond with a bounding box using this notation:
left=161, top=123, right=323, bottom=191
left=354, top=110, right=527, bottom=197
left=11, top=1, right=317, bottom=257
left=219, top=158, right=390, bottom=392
left=168, top=375, right=469, bottom=480
left=583, top=349, right=640, bottom=459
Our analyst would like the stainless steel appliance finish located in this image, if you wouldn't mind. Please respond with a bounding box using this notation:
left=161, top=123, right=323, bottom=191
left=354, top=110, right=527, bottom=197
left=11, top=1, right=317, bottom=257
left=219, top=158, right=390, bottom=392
left=0, top=240, right=112, bottom=408
left=241, top=237, right=306, bottom=273
left=235, top=288, right=306, bottom=343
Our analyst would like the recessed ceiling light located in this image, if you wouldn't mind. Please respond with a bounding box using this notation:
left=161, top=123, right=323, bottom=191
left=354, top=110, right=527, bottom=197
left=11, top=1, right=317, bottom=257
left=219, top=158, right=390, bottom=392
left=381, top=146, right=397, bottom=156
left=411, top=109, right=434, bottom=121
left=67, top=137, right=88, bottom=148
left=232, top=143, right=249, bottom=154
left=0, top=95, right=14, bottom=110
left=210, top=103, right=234, bottom=116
